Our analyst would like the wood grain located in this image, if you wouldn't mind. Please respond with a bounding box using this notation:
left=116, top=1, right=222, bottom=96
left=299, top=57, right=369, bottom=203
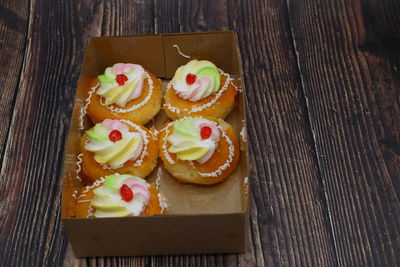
left=288, top=0, right=400, bottom=265
left=0, top=1, right=29, bottom=165
left=155, top=0, right=337, bottom=266
left=0, top=0, right=117, bottom=265
left=0, top=0, right=399, bottom=266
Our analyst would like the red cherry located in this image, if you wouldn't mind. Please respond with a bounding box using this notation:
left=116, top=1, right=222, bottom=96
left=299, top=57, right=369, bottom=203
left=200, top=126, right=212, bottom=139
left=120, top=184, right=134, bottom=202
left=116, top=74, right=128, bottom=85
left=109, top=130, right=123, bottom=142
left=186, top=73, right=197, bottom=85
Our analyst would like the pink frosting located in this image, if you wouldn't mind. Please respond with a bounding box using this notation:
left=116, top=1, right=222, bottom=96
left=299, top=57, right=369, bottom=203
left=123, top=178, right=151, bottom=205
left=102, top=119, right=129, bottom=132
left=112, top=63, right=138, bottom=74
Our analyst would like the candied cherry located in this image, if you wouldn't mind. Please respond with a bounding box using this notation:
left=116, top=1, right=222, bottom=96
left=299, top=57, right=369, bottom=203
left=116, top=74, right=128, bottom=85
left=186, top=73, right=197, bottom=85
left=109, top=130, right=122, bottom=142
left=120, top=184, right=134, bottom=202
left=200, top=126, right=212, bottom=139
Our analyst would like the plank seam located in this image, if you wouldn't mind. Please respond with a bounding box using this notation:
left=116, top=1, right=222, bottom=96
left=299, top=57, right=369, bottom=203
left=0, top=5, right=32, bottom=172
left=284, top=0, right=341, bottom=266
left=0, top=0, right=33, bottom=252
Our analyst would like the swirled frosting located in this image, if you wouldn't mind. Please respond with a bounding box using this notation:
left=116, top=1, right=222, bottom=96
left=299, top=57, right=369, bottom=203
left=97, top=63, right=145, bottom=107
left=91, top=174, right=151, bottom=217
left=167, top=118, right=220, bottom=163
left=84, top=119, right=143, bottom=168
left=172, top=60, right=221, bottom=101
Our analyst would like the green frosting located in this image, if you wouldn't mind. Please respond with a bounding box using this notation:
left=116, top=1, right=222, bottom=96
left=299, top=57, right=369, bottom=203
left=172, top=60, right=221, bottom=101
left=104, top=174, right=132, bottom=190
left=173, top=118, right=199, bottom=139
left=196, top=66, right=220, bottom=94
left=86, top=124, right=108, bottom=142
left=167, top=118, right=217, bottom=161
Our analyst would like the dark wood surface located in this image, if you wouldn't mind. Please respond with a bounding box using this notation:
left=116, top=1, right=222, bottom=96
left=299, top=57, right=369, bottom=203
left=0, top=0, right=398, bottom=266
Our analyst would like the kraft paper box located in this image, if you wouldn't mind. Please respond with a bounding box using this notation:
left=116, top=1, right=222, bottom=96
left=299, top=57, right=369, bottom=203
left=61, top=31, right=250, bottom=257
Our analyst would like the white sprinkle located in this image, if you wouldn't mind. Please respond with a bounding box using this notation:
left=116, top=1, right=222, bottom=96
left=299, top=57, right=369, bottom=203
left=100, top=163, right=116, bottom=170
left=161, top=125, right=175, bottom=164
left=79, top=83, right=99, bottom=130
left=100, top=72, right=154, bottom=113
left=240, top=121, right=247, bottom=142
left=75, top=153, right=83, bottom=182
left=157, top=192, right=168, bottom=212
left=172, top=44, right=191, bottom=59
left=80, top=176, right=106, bottom=194
left=231, top=81, right=242, bottom=93
left=151, top=129, right=159, bottom=141
left=164, top=103, right=181, bottom=115
left=155, top=167, right=162, bottom=190
left=77, top=199, right=93, bottom=203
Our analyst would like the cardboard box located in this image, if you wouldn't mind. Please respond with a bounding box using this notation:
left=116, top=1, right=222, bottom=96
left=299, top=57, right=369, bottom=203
left=61, top=31, right=250, bottom=257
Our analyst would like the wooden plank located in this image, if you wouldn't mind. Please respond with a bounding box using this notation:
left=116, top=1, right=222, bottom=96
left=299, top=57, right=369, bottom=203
left=0, top=1, right=29, bottom=164
left=155, top=0, right=338, bottom=266
left=0, top=0, right=154, bottom=266
left=288, top=0, right=400, bottom=265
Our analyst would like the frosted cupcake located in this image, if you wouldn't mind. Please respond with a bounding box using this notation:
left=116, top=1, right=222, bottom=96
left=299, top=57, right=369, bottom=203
left=163, top=60, right=238, bottom=120
left=85, top=63, right=162, bottom=125
left=75, top=174, right=167, bottom=218
left=159, top=116, right=240, bottom=185
left=79, top=119, right=158, bottom=185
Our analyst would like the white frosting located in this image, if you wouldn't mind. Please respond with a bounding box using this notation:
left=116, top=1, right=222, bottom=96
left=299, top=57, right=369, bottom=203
left=157, top=192, right=168, bottom=212
left=197, top=125, right=235, bottom=177
left=78, top=176, right=107, bottom=218
left=92, top=175, right=151, bottom=217
left=75, top=153, right=83, bottom=182
left=231, top=81, right=242, bottom=93
left=240, top=120, right=247, bottom=142
left=151, top=129, right=159, bottom=141
left=172, top=44, right=191, bottom=59
left=162, top=125, right=176, bottom=165
left=120, top=119, right=149, bottom=167
left=155, top=167, right=162, bottom=190
left=80, top=176, right=106, bottom=194
left=84, top=121, right=143, bottom=169
left=163, top=69, right=233, bottom=115
left=161, top=117, right=236, bottom=178
left=97, top=64, right=145, bottom=107
left=100, top=71, right=154, bottom=113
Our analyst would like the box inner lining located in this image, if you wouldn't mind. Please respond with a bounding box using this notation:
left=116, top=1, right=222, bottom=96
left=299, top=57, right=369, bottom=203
left=61, top=32, right=249, bottom=218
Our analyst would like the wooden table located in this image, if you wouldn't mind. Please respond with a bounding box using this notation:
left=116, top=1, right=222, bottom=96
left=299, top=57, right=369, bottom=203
left=1, top=0, right=399, bottom=266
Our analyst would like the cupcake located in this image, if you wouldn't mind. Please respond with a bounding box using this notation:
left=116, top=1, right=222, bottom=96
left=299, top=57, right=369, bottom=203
left=80, top=119, right=158, bottom=185
left=163, top=59, right=238, bottom=120
left=85, top=63, right=162, bottom=125
left=158, top=116, right=240, bottom=185
left=75, top=174, right=167, bottom=218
